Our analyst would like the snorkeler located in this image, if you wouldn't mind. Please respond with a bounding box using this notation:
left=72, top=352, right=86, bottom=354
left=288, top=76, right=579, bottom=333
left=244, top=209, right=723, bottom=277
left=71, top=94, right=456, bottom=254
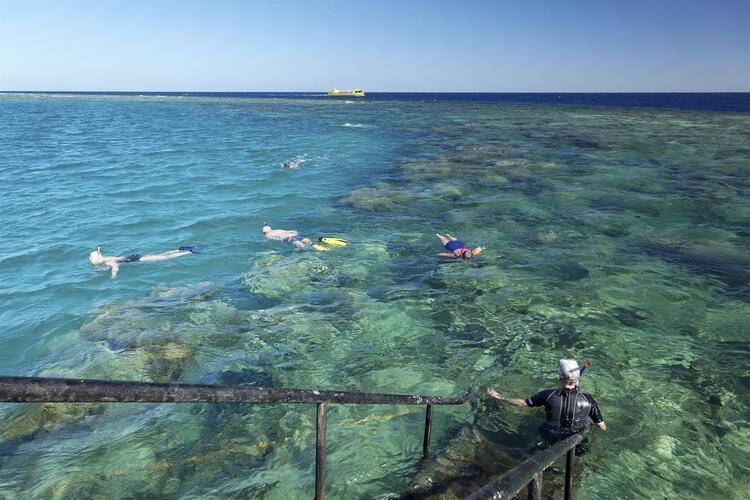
left=281, top=155, right=306, bottom=169
left=89, top=245, right=197, bottom=278
left=436, top=233, right=485, bottom=259
left=487, top=359, right=605, bottom=449
left=262, top=222, right=313, bottom=249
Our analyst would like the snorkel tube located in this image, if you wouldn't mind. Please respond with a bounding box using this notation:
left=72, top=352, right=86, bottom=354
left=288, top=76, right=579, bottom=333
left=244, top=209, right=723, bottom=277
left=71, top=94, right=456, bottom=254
left=576, top=360, right=590, bottom=388
left=581, top=360, right=589, bottom=376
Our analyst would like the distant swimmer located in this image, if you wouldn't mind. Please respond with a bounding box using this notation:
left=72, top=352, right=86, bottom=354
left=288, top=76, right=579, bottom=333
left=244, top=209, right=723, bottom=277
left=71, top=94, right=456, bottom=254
left=487, top=359, right=605, bottom=452
left=281, top=155, right=307, bottom=169
left=262, top=222, right=312, bottom=249
left=89, top=245, right=197, bottom=278
left=436, top=233, right=485, bottom=259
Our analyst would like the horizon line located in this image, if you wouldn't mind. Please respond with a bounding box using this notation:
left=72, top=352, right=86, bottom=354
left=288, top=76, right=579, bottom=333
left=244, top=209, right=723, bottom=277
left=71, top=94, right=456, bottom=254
left=3, top=90, right=750, bottom=94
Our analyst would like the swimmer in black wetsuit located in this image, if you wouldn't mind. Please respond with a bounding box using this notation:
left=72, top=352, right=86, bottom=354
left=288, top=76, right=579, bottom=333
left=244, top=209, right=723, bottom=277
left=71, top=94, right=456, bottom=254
left=89, top=245, right=197, bottom=278
left=487, top=359, right=606, bottom=449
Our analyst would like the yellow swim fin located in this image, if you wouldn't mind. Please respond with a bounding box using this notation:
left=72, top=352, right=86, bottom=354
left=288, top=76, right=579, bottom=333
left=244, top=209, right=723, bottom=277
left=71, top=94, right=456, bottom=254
left=312, top=244, right=329, bottom=252
left=319, top=237, right=349, bottom=247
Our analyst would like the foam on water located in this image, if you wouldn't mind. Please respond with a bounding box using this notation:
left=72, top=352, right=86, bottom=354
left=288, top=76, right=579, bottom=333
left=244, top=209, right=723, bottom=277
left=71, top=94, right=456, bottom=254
left=0, top=93, right=748, bottom=498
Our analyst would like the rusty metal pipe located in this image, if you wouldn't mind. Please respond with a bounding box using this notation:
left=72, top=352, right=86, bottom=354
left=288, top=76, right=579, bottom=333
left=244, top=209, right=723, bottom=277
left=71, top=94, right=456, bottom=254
left=564, top=448, right=574, bottom=500
left=0, top=376, right=466, bottom=405
left=316, top=403, right=327, bottom=500
left=422, top=404, right=433, bottom=459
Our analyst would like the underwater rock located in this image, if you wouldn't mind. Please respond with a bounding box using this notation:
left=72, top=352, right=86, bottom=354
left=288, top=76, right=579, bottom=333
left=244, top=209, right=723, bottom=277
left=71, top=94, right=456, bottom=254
left=493, top=158, right=556, bottom=171
left=341, top=186, right=415, bottom=211
left=431, top=183, right=464, bottom=201
left=243, top=253, right=336, bottom=297
left=589, top=193, right=664, bottom=217
left=699, top=301, right=750, bottom=342
left=569, top=137, right=604, bottom=149
left=609, top=306, right=648, bottom=327
left=653, top=434, right=679, bottom=459
left=639, top=237, right=750, bottom=292
left=0, top=403, right=106, bottom=443
left=219, top=365, right=274, bottom=387
left=0, top=288, right=253, bottom=445
left=402, top=161, right=459, bottom=180
left=551, top=262, right=590, bottom=281
left=534, top=229, right=558, bottom=244
left=707, top=394, right=723, bottom=406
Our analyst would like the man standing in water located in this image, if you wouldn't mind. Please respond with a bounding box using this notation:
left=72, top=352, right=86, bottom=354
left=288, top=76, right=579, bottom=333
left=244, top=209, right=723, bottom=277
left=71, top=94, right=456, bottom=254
left=487, top=359, right=605, bottom=447
left=262, top=222, right=313, bottom=249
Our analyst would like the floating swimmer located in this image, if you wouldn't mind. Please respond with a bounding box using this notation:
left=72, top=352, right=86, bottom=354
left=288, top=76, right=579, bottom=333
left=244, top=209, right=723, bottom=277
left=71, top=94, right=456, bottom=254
left=436, top=233, right=485, bottom=259
left=89, top=245, right=198, bottom=278
left=262, top=222, right=313, bottom=249
left=281, top=155, right=307, bottom=169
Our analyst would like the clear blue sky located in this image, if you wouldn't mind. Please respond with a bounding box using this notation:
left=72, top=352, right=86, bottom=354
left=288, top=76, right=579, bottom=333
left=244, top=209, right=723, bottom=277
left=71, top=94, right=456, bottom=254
left=1, top=0, right=748, bottom=92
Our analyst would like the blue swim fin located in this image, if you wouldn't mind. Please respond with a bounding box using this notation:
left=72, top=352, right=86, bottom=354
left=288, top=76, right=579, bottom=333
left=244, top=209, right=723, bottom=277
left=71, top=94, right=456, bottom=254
left=179, top=244, right=206, bottom=253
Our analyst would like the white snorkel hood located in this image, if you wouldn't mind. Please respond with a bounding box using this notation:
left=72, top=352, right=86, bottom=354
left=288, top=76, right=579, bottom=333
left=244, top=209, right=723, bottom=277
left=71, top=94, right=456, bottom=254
left=89, top=246, right=104, bottom=265
left=557, top=359, right=581, bottom=384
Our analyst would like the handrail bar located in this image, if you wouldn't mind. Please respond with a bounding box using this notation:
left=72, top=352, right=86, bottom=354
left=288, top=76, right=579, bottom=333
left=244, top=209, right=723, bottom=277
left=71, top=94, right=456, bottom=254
left=1, top=375, right=468, bottom=499
left=0, top=376, right=467, bottom=405
left=466, top=429, right=588, bottom=500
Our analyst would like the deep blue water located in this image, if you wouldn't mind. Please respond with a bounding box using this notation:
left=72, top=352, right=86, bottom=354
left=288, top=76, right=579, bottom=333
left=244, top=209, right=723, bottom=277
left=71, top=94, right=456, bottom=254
left=7, top=91, right=750, bottom=112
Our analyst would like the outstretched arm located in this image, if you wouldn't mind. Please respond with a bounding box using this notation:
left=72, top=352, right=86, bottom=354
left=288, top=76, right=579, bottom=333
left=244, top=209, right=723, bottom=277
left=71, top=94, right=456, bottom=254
left=472, top=245, right=486, bottom=256
left=109, top=262, right=119, bottom=278
left=589, top=395, right=606, bottom=431
left=438, top=252, right=457, bottom=258
left=487, top=389, right=527, bottom=408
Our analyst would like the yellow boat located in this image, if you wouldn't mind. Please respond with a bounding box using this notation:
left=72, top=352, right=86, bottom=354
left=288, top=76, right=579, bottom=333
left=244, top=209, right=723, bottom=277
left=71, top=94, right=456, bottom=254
left=327, top=87, right=365, bottom=97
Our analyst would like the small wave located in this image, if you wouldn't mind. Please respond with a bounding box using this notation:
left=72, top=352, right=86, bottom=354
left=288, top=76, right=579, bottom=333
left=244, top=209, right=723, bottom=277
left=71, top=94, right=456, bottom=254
left=342, top=123, right=366, bottom=128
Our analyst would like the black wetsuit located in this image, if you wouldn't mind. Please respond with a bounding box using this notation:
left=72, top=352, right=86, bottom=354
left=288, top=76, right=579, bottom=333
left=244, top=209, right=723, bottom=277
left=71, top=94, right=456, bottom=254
left=117, top=254, right=141, bottom=263
left=525, top=388, right=603, bottom=442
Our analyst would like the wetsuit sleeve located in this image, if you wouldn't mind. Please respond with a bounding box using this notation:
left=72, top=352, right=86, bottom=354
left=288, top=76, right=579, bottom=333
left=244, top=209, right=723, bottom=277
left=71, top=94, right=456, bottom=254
left=586, top=394, right=604, bottom=423
left=525, top=390, right=552, bottom=407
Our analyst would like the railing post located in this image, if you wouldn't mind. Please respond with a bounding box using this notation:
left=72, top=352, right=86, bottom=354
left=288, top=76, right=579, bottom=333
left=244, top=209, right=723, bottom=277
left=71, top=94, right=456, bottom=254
left=564, top=447, right=574, bottom=500
left=422, top=404, right=432, bottom=459
left=316, top=403, right=327, bottom=500
left=527, top=472, right=542, bottom=500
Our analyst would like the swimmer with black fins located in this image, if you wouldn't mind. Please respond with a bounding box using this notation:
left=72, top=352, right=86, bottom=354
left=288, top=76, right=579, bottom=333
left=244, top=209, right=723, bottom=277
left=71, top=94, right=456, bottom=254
left=436, top=233, right=485, bottom=259
left=89, top=245, right=198, bottom=278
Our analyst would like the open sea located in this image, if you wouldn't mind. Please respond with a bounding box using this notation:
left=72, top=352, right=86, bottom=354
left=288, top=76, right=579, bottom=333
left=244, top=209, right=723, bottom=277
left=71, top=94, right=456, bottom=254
left=0, top=92, right=748, bottom=499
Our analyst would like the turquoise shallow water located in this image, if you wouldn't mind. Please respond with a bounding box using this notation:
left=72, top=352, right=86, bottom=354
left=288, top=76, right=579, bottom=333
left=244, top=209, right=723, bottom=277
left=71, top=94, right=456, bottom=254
left=0, top=93, right=749, bottom=499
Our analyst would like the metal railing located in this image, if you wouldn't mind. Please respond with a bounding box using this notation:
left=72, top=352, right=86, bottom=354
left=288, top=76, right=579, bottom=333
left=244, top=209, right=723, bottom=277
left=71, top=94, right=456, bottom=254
left=465, top=429, right=588, bottom=500
left=0, top=376, right=466, bottom=499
